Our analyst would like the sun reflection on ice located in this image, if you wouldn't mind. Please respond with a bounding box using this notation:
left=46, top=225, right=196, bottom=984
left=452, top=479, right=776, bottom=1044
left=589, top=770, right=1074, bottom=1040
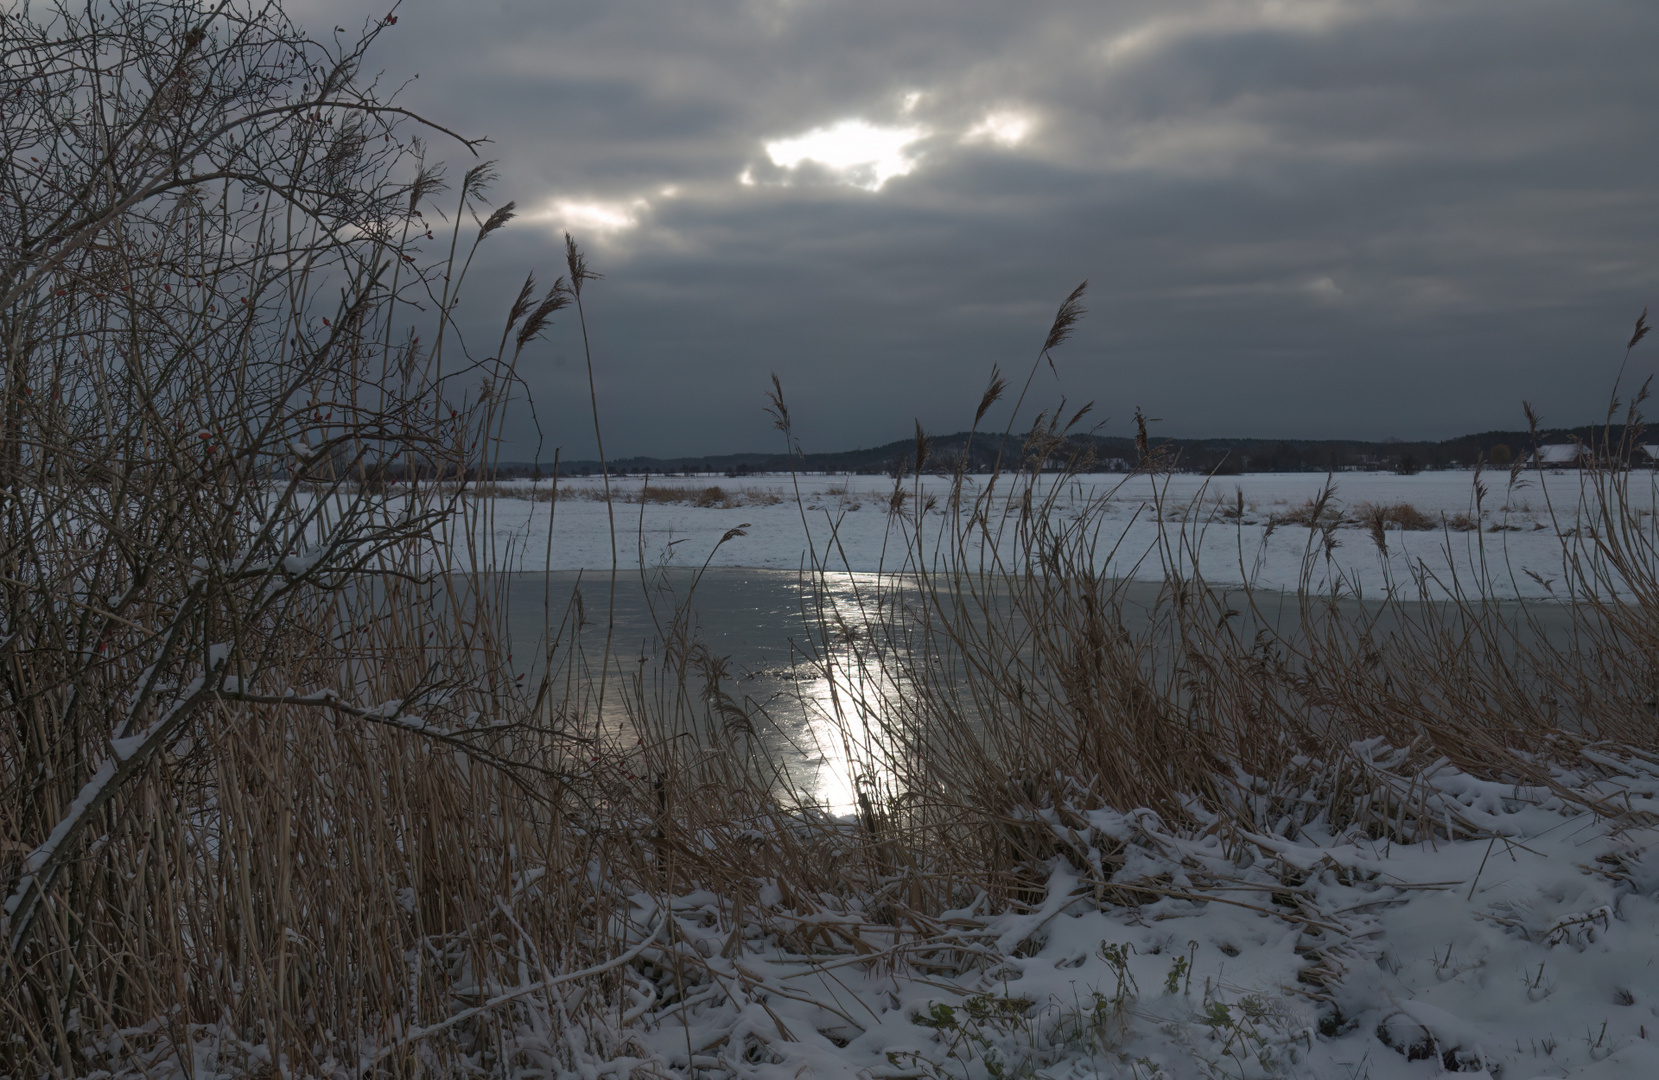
left=797, top=664, right=890, bottom=817
left=788, top=578, right=917, bottom=818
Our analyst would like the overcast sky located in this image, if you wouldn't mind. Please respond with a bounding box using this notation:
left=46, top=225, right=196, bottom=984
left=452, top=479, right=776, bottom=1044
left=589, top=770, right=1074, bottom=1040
left=303, top=0, right=1658, bottom=460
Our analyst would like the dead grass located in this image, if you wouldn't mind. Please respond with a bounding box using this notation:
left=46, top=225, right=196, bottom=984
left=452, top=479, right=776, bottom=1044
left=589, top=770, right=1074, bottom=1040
left=455, top=480, right=785, bottom=507
left=1356, top=499, right=1439, bottom=531
left=1216, top=488, right=1257, bottom=520
left=1267, top=495, right=1344, bottom=528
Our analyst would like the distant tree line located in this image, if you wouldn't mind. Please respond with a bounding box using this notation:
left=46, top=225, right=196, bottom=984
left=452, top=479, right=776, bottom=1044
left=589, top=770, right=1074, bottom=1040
left=460, top=424, right=1645, bottom=480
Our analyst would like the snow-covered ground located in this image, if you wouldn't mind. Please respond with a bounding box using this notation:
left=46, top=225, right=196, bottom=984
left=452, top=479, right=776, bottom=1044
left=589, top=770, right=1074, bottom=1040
left=140, top=746, right=1659, bottom=1080
left=603, top=752, right=1659, bottom=1080
left=461, top=470, right=1651, bottom=600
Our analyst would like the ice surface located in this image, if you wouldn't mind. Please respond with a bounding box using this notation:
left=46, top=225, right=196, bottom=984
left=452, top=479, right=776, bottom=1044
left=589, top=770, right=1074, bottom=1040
left=462, top=470, right=1643, bottom=600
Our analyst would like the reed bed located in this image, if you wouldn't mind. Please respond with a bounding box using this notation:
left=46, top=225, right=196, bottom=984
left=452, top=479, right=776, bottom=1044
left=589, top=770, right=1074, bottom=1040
left=791, top=396, right=1659, bottom=908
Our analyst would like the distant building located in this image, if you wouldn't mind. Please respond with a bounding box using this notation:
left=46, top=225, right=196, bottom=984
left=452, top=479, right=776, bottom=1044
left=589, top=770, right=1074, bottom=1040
left=1529, top=441, right=1659, bottom=468
left=1529, top=443, right=1584, bottom=468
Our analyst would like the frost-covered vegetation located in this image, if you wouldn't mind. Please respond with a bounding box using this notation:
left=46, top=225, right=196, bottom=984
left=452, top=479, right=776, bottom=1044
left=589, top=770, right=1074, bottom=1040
left=4, top=2, right=1659, bottom=1078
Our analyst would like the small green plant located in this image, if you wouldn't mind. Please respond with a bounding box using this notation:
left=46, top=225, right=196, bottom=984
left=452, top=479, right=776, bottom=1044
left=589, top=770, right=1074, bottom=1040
left=1130, top=1057, right=1167, bottom=1080
left=1194, top=989, right=1293, bottom=1075
left=908, top=993, right=1040, bottom=1080
left=1050, top=987, right=1132, bottom=1057
left=1098, top=940, right=1139, bottom=1001
left=1201, top=999, right=1233, bottom=1030
left=1164, top=942, right=1197, bottom=996
left=1058, top=940, right=1144, bottom=1055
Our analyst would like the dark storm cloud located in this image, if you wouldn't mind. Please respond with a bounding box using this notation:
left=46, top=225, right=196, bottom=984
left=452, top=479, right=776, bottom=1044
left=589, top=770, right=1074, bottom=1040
left=304, top=0, right=1659, bottom=458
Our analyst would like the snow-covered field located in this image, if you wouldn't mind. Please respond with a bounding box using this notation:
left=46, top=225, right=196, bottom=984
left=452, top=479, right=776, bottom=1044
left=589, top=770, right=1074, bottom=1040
left=465, top=469, right=1646, bottom=599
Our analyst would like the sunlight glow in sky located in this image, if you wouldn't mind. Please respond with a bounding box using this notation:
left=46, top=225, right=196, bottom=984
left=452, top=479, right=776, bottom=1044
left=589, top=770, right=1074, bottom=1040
left=964, top=110, right=1034, bottom=146
left=529, top=197, right=646, bottom=233
left=764, top=119, right=928, bottom=191
left=363, top=0, right=1659, bottom=455
left=1101, top=3, right=1362, bottom=65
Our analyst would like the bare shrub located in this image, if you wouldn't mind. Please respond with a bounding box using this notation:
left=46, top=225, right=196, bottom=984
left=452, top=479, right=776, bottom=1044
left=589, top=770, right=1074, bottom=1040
left=0, top=1, right=605, bottom=1069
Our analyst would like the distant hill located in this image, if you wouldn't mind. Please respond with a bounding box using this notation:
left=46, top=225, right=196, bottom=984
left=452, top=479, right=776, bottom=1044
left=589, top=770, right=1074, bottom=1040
left=495, top=424, right=1638, bottom=478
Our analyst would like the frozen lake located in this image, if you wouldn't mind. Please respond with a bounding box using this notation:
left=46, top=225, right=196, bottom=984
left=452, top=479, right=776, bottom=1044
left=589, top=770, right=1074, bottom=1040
left=462, top=467, right=1653, bottom=600
left=463, top=468, right=1651, bottom=811
left=496, top=562, right=1594, bottom=815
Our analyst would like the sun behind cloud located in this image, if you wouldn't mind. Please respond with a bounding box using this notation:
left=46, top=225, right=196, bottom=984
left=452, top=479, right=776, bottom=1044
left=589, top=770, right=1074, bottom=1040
left=523, top=196, right=651, bottom=236
left=763, top=119, right=929, bottom=191
left=964, top=110, right=1035, bottom=147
